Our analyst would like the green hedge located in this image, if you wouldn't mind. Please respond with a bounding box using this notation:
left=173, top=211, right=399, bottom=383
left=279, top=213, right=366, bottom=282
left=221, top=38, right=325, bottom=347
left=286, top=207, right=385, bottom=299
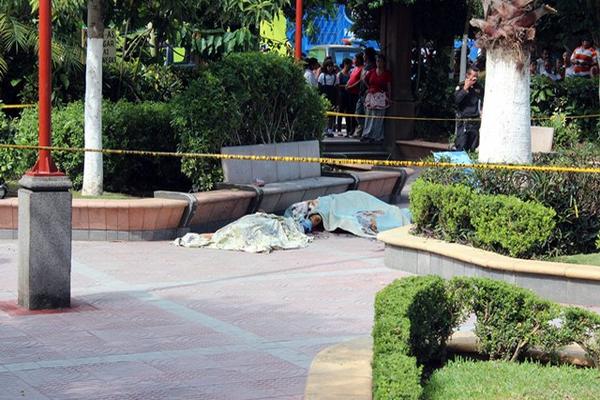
left=373, top=276, right=600, bottom=399
left=6, top=101, right=188, bottom=194
left=449, top=278, right=562, bottom=361
left=372, top=276, right=459, bottom=400
left=410, top=180, right=556, bottom=258
left=421, top=149, right=600, bottom=257
left=172, top=52, right=327, bottom=190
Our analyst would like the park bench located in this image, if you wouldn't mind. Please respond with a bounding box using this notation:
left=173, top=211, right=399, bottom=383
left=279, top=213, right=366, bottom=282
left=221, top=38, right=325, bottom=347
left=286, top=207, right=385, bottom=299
left=219, top=140, right=408, bottom=213
left=155, top=140, right=409, bottom=232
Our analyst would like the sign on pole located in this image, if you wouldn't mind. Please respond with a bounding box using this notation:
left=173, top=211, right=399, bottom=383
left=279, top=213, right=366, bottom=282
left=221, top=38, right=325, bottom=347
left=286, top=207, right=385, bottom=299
left=103, top=29, right=116, bottom=63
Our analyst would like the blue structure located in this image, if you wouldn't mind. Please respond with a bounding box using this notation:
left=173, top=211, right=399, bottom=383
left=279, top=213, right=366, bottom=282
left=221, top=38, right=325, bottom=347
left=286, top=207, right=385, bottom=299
left=453, top=38, right=479, bottom=61
left=287, top=5, right=378, bottom=52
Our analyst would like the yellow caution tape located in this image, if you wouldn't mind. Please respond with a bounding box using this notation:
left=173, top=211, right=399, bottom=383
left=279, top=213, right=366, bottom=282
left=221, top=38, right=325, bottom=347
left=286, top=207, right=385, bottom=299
left=1, top=143, right=600, bottom=174
left=0, top=104, right=36, bottom=110
left=326, top=111, right=600, bottom=123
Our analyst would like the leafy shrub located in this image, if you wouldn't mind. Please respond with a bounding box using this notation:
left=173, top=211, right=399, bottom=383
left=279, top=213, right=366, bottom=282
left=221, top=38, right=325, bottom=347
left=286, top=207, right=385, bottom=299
left=449, top=278, right=562, bottom=361
left=562, top=307, right=600, bottom=369
left=373, top=276, right=459, bottom=366
left=172, top=53, right=327, bottom=190
left=540, top=112, right=581, bottom=149
left=170, top=71, right=242, bottom=191
left=0, top=112, right=17, bottom=179
left=470, top=193, right=556, bottom=257
left=103, top=62, right=185, bottom=102
left=372, top=353, right=422, bottom=400
left=420, top=149, right=600, bottom=257
left=372, top=276, right=461, bottom=400
left=410, top=180, right=556, bottom=258
left=211, top=52, right=327, bottom=144
left=409, top=180, right=474, bottom=242
left=7, top=101, right=188, bottom=194
left=531, top=76, right=599, bottom=142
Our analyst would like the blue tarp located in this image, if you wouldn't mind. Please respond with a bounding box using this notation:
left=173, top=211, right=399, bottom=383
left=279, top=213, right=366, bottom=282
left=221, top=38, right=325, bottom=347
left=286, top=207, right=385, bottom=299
left=286, top=191, right=412, bottom=238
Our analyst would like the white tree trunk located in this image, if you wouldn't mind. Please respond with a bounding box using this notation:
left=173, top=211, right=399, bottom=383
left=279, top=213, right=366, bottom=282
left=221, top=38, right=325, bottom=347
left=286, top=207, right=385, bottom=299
left=82, top=37, right=103, bottom=196
left=478, top=49, right=532, bottom=164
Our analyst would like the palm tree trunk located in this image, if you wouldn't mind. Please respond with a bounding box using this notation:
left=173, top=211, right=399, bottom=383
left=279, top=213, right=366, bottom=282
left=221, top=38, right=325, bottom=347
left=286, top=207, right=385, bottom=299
left=82, top=0, right=104, bottom=196
left=478, top=48, right=532, bottom=164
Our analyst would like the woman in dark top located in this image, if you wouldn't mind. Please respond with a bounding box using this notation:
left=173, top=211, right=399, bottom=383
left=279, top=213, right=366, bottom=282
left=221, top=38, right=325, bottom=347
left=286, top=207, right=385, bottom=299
left=336, top=58, right=353, bottom=136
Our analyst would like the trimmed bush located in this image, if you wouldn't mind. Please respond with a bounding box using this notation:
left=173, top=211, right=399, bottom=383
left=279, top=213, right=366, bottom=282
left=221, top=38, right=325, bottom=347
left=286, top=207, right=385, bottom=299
left=372, top=276, right=460, bottom=400
left=562, top=307, right=600, bottom=369
left=449, top=277, right=562, bottom=361
left=470, top=193, right=556, bottom=257
left=170, top=71, right=240, bottom=191
left=7, top=101, right=188, bottom=194
left=372, top=353, right=422, bottom=400
left=409, top=179, right=474, bottom=242
left=421, top=150, right=600, bottom=257
left=172, top=53, right=327, bottom=190
left=410, top=180, right=556, bottom=258
left=211, top=52, right=327, bottom=144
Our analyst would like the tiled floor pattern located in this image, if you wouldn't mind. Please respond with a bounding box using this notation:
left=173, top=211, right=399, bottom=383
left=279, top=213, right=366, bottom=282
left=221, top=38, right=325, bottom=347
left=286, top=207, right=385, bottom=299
left=0, top=234, right=408, bottom=399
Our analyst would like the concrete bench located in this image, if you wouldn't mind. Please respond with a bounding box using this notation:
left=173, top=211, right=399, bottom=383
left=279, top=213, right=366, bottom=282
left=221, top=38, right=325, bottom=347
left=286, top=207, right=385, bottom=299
left=219, top=141, right=355, bottom=214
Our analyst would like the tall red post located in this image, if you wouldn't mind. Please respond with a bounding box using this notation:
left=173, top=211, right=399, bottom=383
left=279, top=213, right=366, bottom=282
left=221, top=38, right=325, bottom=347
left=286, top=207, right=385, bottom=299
left=27, top=0, right=61, bottom=176
left=294, top=0, right=303, bottom=60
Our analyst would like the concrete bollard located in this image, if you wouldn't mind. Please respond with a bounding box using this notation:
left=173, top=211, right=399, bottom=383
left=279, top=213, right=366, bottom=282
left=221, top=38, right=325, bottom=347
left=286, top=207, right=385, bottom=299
left=18, top=175, right=72, bottom=310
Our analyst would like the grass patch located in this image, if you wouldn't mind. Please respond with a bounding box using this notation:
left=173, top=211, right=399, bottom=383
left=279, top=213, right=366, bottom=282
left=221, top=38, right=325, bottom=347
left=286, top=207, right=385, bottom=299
left=423, top=359, right=600, bottom=400
left=553, top=253, right=600, bottom=267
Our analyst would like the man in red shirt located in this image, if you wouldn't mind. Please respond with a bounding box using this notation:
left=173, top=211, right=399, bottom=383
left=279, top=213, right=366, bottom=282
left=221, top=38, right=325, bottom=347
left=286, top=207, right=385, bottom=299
left=345, top=53, right=364, bottom=137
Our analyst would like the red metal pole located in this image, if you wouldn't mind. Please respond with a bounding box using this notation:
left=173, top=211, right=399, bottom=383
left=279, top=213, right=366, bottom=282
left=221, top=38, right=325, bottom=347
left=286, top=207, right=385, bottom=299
left=28, top=0, right=61, bottom=176
left=294, top=0, right=303, bottom=60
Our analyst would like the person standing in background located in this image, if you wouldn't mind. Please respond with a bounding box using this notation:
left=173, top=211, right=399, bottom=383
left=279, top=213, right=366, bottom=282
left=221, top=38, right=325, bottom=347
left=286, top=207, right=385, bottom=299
left=570, top=38, right=599, bottom=78
left=318, top=59, right=339, bottom=137
left=336, top=58, right=354, bottom=136
left=345, top=53, right=364, bottom=138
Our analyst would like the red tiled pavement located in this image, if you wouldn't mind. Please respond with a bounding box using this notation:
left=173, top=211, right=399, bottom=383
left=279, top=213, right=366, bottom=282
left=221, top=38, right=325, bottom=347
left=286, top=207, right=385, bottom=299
left=0, top=234, right=409, bottom=399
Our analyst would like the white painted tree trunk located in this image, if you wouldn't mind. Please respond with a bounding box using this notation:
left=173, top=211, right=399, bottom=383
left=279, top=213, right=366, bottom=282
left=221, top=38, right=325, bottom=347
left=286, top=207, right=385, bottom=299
left=82, top=37, right=103, bottom=196
left=478, top=49, right=532, bottom=164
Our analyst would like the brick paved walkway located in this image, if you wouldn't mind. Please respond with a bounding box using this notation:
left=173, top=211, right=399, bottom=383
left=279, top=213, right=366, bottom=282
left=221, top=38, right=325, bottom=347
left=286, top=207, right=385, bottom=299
left=0, top=234, right=408, bottom=399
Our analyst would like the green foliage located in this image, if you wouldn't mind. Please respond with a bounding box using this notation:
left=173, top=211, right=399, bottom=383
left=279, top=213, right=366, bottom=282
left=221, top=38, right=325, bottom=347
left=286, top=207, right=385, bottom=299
left=211, top=52, right=326, bottom=144
left=414, top=48, right=456, bottom=142
left=103, top=62, right=186, bottom=102
left=423, top=359, right=600, bottom=400
left=0, top=111, right=16, bottom=178
left=7, top=101, right=188, bottom=194
left=470, top=193, right=556, bottom=258
left=541, top=112, right=582, bottom=149
left=373, top=276, right=460, bottom=400
left=420, top=149, right=600, bottom=257
left=409, top=179, right=474, bottom=242
left=449, top=278, right=562, bottom=361
left=170, top=70, right=241, bottom=191
left=531, top=76, right=600, bottom=142
left=372, top=353, right=422, bottom=400
left=562, top=307, right=600, bottom=369
left=172, top=53, right=326, bottom=190
left=410, top=180, right=556, bottom=258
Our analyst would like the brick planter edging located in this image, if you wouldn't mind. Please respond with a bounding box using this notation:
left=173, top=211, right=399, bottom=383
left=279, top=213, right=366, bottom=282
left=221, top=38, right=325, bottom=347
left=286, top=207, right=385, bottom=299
left=0, top=197, right=188, bottom=241
left=377, top=226, right=600, bottom=305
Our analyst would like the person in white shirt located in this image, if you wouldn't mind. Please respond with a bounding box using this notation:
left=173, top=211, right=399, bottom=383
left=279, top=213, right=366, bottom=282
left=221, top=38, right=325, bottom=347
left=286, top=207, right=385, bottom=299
left=317, top=59, right=339, bottom=136
left=304, top=58, right=319, bottom=88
